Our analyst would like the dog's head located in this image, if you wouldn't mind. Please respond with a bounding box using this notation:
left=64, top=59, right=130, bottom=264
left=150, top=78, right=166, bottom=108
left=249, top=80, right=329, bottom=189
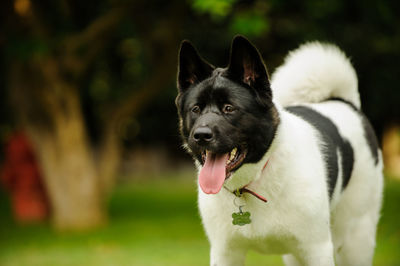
left=176, top=36, right=279, bottom=194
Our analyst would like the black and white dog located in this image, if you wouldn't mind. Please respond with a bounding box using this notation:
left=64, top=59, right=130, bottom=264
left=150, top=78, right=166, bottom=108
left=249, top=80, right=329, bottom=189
left=175, top=36, right=383, bottom=266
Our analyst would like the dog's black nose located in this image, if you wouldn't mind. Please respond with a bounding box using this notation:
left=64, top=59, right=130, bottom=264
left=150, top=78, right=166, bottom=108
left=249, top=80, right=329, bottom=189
left=193, top=127, right=213, bottom=143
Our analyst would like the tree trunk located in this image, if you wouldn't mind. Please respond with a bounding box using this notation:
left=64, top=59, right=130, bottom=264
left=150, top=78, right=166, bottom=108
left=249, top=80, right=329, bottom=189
left=97, top=127, right=121, bottom=196
left=10, top=61, right=108, bottom=230
left=29, top=95, right=106, bottom=230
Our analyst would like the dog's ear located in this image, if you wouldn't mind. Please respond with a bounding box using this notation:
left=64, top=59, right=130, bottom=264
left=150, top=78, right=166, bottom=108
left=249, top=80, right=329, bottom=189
left=177, top=40, right=215, bottom=93
left=226, top=35, right=272, bottom=101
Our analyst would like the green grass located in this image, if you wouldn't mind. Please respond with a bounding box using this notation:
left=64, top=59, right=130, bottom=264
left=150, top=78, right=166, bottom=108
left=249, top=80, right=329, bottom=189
left=0, top=172, right=399, bottom=265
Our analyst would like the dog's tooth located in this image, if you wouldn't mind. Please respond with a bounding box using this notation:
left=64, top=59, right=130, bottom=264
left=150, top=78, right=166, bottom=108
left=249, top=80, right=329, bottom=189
left=229, top=150, right=235, bottom=161
left=232, top=148, right=237, bottom=158
left=227, top=148, right=237, bottom=165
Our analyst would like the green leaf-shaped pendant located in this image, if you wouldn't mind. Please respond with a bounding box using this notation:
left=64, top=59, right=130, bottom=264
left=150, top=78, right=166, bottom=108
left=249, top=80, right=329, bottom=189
left=232, top=211, right=251, bottom=226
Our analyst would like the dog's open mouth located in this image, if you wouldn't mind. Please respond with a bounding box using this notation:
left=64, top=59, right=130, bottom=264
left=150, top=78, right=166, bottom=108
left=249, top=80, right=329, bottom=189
left=199, top=147, right=247, bottom=194
left=201, top=147, right=247, bottom=175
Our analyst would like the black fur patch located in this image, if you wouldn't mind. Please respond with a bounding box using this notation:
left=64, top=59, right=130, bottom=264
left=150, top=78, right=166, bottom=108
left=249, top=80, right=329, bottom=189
left=286, top=106, right=354, bottom=198
left=328, top=98, right=380, bottom=165
left=177, top=74, right=279, bottom=164
left=176, top=36, right=280, bottom=168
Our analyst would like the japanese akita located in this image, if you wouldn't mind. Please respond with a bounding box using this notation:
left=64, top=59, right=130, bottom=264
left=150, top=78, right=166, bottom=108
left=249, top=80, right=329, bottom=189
left=175, top=35, right=383, bottom=266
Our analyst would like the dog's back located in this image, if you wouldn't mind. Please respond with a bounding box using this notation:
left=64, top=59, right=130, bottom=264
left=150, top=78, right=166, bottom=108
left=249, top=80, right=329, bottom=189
left=271, top=42, right=383, bottom=266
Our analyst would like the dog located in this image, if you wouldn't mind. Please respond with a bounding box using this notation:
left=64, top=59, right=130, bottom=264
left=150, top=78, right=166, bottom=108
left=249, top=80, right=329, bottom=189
left=175, top=35, right=383, bottom=266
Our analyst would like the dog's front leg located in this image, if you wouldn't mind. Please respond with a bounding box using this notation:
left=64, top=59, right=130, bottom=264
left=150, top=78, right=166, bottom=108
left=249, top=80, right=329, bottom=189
left=286, top=241, right=335, bottom=266
left=210, top=242, right=246, bottom=266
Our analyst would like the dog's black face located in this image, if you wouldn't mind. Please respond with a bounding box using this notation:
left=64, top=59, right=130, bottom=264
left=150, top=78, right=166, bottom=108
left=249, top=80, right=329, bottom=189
left=176, top=36, right=279, bottom=193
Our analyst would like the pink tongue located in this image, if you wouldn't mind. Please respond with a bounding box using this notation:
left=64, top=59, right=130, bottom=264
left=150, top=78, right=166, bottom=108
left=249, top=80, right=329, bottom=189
left=199, top=152, right=229, bottom=194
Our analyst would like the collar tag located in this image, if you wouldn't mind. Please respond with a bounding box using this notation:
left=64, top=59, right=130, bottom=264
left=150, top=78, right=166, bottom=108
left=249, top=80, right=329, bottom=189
left=232, top=209, right=251, bottom=226
left=232, top=199, right=251, bottom=226
left=227, top=157, right=271, bottom=226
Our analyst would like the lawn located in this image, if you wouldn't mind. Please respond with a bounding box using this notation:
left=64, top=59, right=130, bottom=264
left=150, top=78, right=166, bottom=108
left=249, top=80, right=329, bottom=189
left=0, top=171, right=399, bottom=266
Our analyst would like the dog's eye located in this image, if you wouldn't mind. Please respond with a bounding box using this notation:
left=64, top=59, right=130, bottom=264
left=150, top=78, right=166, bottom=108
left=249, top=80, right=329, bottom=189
left=191, top=105, right=201, bottom=114
left=223, top=104, right=235, bottom=113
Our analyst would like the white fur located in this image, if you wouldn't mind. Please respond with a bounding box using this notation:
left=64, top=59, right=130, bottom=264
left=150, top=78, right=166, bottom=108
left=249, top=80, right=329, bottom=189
left=271, top=42, right=361, bottom=109
left=198, top=43, right=383, bottom=266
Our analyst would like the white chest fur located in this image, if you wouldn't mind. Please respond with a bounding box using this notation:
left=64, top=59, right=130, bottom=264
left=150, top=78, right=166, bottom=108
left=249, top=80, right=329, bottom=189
left=198, top=111, right=331, bottom=258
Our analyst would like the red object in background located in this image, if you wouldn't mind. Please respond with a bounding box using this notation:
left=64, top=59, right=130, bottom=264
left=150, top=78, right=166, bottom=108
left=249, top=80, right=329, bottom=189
left=0, top=132, right=50, bottom=223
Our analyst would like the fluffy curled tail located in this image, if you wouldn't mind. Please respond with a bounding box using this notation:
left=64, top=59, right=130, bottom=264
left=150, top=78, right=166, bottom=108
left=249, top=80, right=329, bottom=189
left=271, top=42, right=360, bottom=108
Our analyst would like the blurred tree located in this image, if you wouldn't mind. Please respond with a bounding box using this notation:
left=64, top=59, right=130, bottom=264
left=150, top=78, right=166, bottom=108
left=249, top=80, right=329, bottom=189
left=1, top=0, right=183, bottom=230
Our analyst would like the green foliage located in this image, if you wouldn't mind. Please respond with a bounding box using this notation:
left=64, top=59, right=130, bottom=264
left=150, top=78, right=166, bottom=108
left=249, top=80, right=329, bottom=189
left=230, top=11, right=269, bottom=37
left=191, top=0, right=237, bottom=19
left=191, top=0, right=269, bottom=37
left=6, top=38, right=51, bottom=61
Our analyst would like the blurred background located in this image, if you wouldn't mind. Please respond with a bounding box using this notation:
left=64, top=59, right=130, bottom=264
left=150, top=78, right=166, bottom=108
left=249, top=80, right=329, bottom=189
left=0, top=0, right=399, bottom=265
